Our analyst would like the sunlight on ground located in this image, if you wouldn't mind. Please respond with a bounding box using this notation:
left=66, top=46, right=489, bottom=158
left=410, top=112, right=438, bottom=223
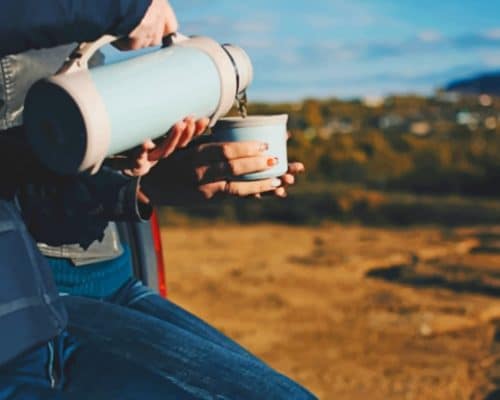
left=162, top=224, right=500, bottom=399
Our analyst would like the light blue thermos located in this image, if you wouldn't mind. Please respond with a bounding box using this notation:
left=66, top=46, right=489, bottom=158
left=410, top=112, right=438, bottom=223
left=24, top=34, right=253, bottom=174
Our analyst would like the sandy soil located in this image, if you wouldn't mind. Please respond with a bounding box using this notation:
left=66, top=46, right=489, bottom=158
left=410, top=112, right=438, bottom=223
left=161, top=224, right=500, bottom=399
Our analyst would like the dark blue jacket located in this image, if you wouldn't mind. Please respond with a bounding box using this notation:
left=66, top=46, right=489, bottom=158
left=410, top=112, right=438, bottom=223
left=0, top=0, right=150, bottom=56
left=0, top=0, right=150, bottom=366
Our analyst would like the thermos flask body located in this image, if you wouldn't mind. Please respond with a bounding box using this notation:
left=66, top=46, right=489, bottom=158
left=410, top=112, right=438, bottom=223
left=94, top=46, right=220, bottom=155
left=24, top=37, right=253, bottom=174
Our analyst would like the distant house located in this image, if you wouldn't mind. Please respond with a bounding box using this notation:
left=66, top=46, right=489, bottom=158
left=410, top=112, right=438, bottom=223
left=318, top=117, right=355, bottom=138
left=478, top=94, right=493, bottom=107
left=484, top=116, right=497, bottom=130
left=379, top=114, right=404, bottom=130
left=410, top=121, right=431, bottom=136
left=362, top=95, right=385, bottom=108
left=436, top=90, right=460, bottom=103
left=456, top=111, right=480, bottom=129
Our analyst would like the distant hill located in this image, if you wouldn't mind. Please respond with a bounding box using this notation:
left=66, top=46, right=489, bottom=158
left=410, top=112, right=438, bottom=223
left=445, top=71, right=500, bottom=96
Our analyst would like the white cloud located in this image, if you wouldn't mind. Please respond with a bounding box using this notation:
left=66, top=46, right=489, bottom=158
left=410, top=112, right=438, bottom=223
left=481, top=51, right=500, bottom=67
left=275, top=50, right=301, bottom=65
left=233, top=20, right=274, bottom=34
left=238, top=38, right=274, bottom=49
left=485, top=28, right=500, bottom=39
left=304, top=15, right=336, bottom=29
left=418, top=30, right=442, bottom=43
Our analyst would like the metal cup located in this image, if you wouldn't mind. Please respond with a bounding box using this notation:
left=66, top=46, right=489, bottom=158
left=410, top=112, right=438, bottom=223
left=211, top=114, right=289, bottom=180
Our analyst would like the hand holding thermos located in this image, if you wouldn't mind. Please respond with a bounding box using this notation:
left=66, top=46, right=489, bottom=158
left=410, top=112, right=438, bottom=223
left=116, top=0, right=179, bottom=50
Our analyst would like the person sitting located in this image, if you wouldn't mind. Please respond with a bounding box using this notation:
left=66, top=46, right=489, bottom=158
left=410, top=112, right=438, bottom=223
left=0, top=0, right=315, bottom=398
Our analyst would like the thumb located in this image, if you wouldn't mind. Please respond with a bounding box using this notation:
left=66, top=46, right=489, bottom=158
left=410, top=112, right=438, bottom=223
left=142, top=139, right=156, bottom=151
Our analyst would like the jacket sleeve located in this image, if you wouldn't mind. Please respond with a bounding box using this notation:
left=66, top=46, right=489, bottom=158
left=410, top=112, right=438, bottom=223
left=17, top=167, right=152, bottom=248
left=0, top=0, right=151, bottom=57
left=0, top=127, right=151, bottom=246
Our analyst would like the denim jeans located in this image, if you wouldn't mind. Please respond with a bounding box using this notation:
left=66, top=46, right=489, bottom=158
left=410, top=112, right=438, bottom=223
left=0, top=280, right=317, bottom=399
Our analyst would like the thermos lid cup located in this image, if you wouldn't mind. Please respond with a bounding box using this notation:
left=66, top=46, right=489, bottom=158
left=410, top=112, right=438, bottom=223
left=211, top=114, right=289, bottom=181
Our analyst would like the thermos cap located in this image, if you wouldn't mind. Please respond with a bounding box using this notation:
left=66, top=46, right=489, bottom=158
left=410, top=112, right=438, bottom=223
left=221, top=44, right=253, bottom=95
left=178, top=37, right=253, bottom=126
left=216, top=114, right=288, bottom=129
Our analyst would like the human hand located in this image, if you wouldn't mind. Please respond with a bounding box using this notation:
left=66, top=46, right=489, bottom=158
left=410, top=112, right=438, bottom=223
left=109, top=116, right=209, bottom=177
left=140, top=140, right=304, bottom=205
left=258, top=162, right=305, bottom=199
left=251, top=132, right=304, bottom=199
left=115, top=0, right=179, bottom=50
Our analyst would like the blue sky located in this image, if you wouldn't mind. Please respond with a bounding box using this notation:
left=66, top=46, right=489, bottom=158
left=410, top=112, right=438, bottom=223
left=166, top=0, right=500, bottom=101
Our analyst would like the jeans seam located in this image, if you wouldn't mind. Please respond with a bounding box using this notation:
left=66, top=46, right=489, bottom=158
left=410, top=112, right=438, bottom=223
left=126, top=291, right=155, bottom=306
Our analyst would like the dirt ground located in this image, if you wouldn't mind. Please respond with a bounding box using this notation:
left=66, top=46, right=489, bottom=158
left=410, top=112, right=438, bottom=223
left=161, top=224, right=500, bottom=399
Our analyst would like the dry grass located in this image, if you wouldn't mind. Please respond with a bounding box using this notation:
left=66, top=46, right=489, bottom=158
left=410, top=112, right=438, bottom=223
left=162, top=224, right=500, bottom=399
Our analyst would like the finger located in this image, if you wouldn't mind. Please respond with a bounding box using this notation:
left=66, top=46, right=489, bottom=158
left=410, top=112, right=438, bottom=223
left=194, top=118, right=210, bottom=136
left=202, top=156, right=278, bottom=182
left=142, top=31, right=154, bottom=47
left=152, top=28, right=164, bottom=47
left=225, top=178, right=282, bottom=197
left=229, top=156, right=278, bottom=177
left=149, top=121, right=186, bottom=161
left=163, top=3, right=179, bottom=35
left=125, top=149, right=157, bottom=176
left=137, top=189, right=150, bottom=205
left=128, top=37, right=148, bottom=51
left=199, top=178, right=283, bottom=199
left=159, top=122, right=185, bottom=157
left=195, top=141, right=269, bottom=164
left=124, top=0, right=179, bottom=50
left=281, top=174, right=295, bottom=186
left=197, top=181, right=227, bottom=200
left=274, top=187, right=288, bottom=198
left=135, top=147, right=149, bottom=167
left=142, top=139, right=156, bottom=151
left=287, top=162, right=305, bottom=174
left=125, top=161, right=158, bottom=176
left=178, top=117, right=196, bottom=148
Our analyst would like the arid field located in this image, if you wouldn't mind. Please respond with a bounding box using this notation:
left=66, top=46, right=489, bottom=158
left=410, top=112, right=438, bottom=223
left=162, top=224, right=500, bottom=399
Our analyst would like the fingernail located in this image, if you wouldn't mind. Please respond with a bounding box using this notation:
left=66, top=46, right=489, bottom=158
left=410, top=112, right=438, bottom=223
left=259, top=143, right=269, bottom=152
left=267, top=157, right=278, bottom=167
left=271, top=178, right=281, bottom=187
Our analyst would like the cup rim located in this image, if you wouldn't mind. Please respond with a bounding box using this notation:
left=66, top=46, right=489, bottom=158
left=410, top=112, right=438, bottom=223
left=215, top=114, right=288, bottom=128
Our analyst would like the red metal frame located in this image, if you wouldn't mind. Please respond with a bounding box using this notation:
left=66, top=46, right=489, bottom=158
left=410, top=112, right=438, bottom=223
left=150, top=209, right=167, bottom=297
